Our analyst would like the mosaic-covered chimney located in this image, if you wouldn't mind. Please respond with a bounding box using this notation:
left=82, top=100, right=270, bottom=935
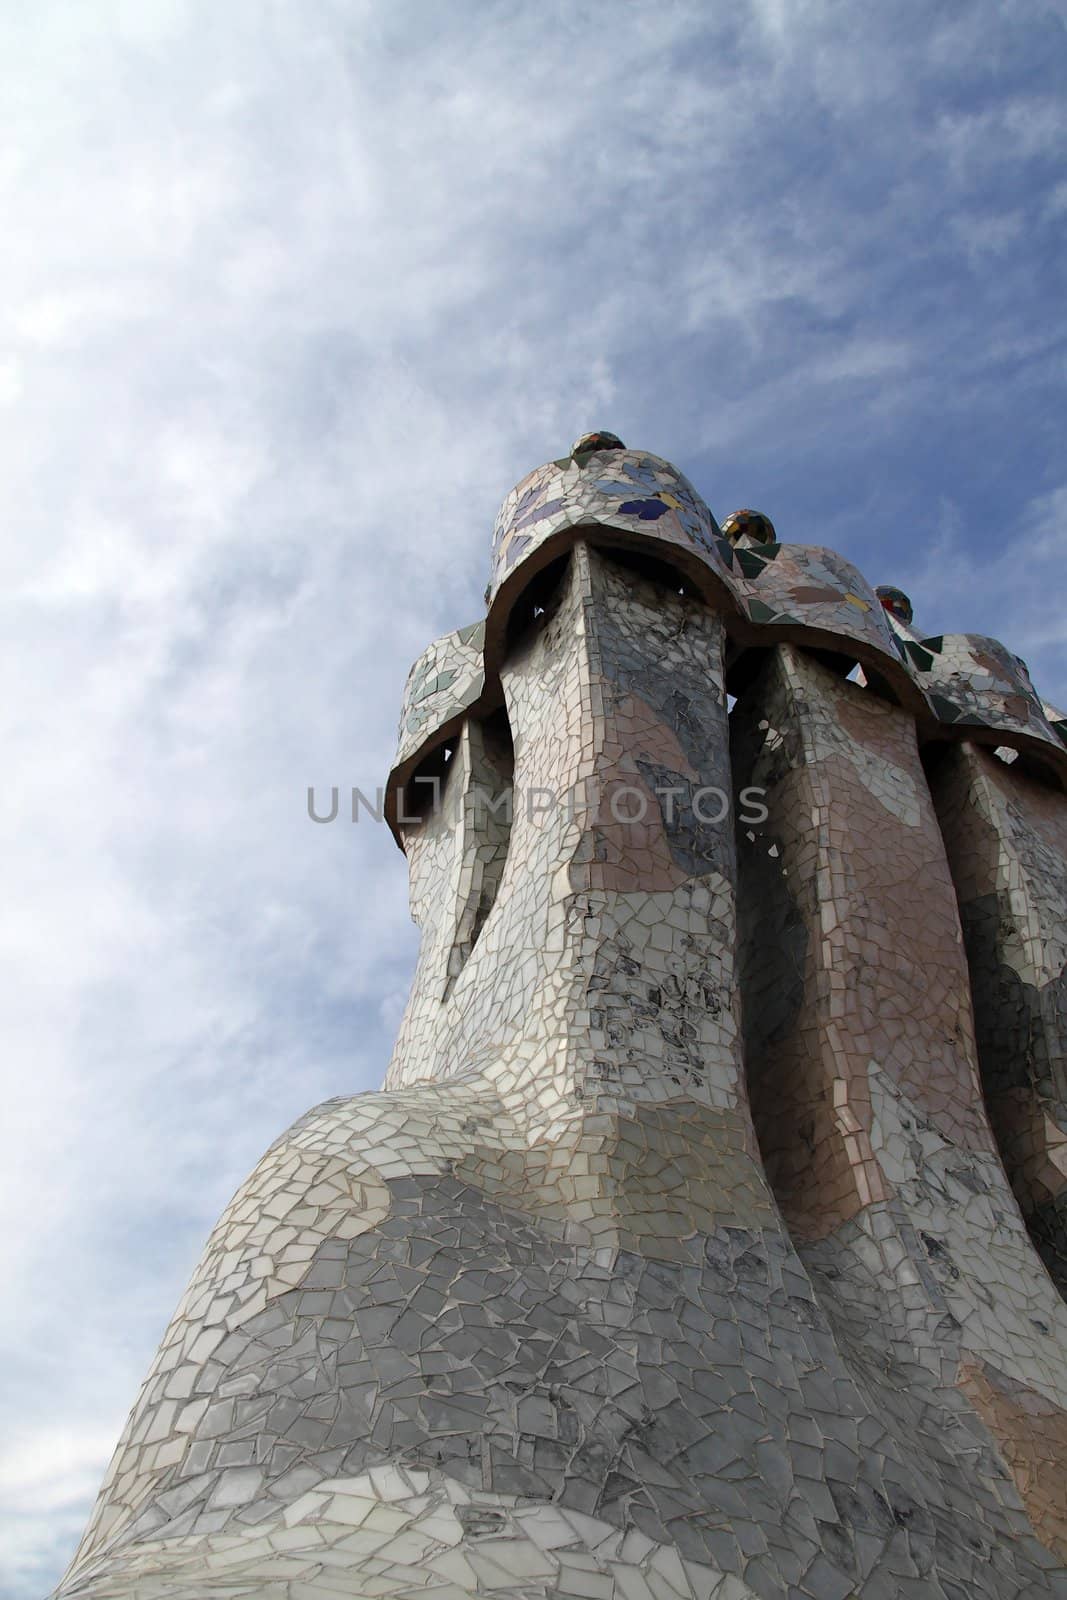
left=55, top=436, right=1067, bottom=1600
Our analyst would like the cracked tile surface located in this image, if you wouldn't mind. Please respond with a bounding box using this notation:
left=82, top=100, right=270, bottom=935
left=54, top=445, right=1067, bottom=1599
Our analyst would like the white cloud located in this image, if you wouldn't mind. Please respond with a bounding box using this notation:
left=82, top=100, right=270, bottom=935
left=892, top=484, right=1067, bottom=703
left=810, top=338, right=915, bottom=383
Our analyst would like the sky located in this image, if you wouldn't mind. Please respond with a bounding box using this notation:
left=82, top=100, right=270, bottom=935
left=1, top=0, right=1065, bottom=1593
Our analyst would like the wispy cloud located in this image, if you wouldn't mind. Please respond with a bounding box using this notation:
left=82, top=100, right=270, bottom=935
left=906, top=483, right=1067, bottom=687
left=1, top=1, right=1065, bottom=1592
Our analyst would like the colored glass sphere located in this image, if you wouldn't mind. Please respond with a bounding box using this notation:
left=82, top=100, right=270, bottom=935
left=721, top=508, right=777, bottom=547
left=571, top=430, right=625, bottom=456
left=876, top=585, right=914, bottom=625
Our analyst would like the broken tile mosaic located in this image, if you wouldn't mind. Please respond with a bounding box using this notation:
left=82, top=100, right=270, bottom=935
left=54, top=437, right=1067, bottom=1600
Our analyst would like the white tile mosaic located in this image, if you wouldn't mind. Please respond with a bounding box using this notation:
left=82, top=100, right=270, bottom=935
left=53, top=442, right=1067, bottom=1599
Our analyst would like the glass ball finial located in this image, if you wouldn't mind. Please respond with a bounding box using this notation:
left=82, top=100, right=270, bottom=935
left=876, top=586, right=914, bottom=625
left=571, top=430, right=625, bottom=456
left=721, top=508, right=777, bottom=547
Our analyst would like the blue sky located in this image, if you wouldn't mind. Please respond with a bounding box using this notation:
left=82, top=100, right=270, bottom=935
left=1, top=1, right=1065, bottom=1593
